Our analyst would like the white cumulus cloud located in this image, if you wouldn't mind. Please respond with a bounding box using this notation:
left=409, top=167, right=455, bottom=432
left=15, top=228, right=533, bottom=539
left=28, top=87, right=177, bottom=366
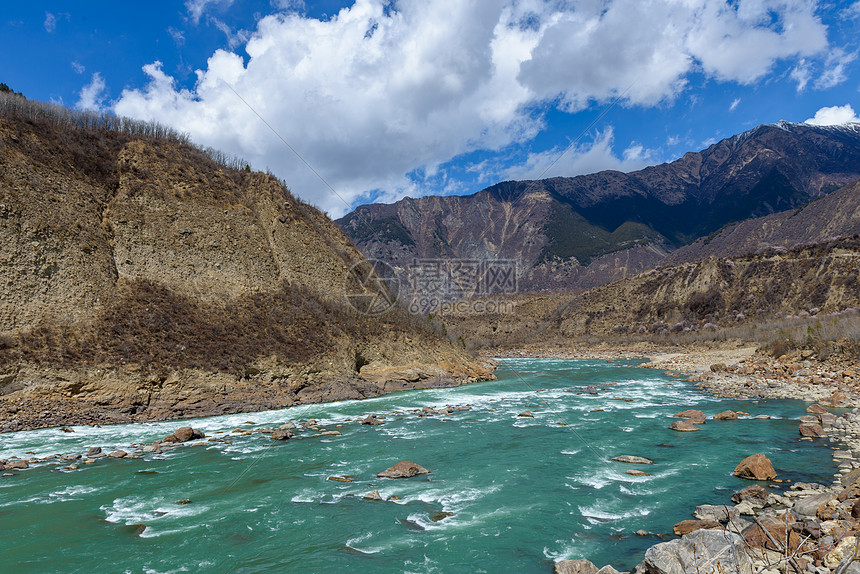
left=112, top=0, right=833, bottom=216
left=77, top=73, right=106, bottom=111
left=805, top=104, right=860, bottom=125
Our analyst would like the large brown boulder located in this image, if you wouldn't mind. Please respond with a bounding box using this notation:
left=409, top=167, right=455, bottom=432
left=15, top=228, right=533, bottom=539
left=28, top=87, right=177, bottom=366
left=713, top=410, right=738, bottom=420
left=806, top=403, right=828, bottom=414
left=799, top=423, right=827, bottom=437
left=669, top=420, right=700, bottom=432
left=673, top=519, right=722, bottom=536
left=163, top=426, right=205, bottom=443
left=733, top=453, right=776, bottom=481
left=377, top=460, right=430, bottom=479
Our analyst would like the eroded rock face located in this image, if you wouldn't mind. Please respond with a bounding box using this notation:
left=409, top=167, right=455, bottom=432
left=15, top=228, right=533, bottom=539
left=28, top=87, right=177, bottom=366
left=635, top=530, right=753, bottom=574
left=376, top=461, right=430, bottom=479
left=732, top=453, right=776, bottom=481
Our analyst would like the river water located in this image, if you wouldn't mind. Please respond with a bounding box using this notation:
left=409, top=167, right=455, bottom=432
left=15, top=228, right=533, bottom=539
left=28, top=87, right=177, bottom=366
left=0, top=359, right=836, bottom=573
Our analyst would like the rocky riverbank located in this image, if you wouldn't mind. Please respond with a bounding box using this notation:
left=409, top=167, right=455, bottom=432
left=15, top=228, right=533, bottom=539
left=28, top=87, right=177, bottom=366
left=0, top=358, right=495, bottom=433
left=553, top=344, right=860, bottom=574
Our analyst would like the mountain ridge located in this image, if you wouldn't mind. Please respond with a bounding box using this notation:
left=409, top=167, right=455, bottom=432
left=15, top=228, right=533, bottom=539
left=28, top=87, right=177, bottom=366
left=338, top=121, right=860, bottom=291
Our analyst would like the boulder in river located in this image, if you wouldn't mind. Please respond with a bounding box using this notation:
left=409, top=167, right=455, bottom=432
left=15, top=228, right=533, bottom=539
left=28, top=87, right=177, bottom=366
left=611, top=455, right=653, bottom=464
left=86, top=447, right=102, bottom=457
left=362, top=490, right=383, bottom=501
left=673, top=409, right=705, bottom=423
left=732, top=453, right=776, bottom=481
left=669, top=420, right=700, bottom=432
left=163, top=427, right=205, bottom=443
left=798, top=423, right=826, bottom=437
left=672, top=519, right=722, bottom=536
left=635, top=529, right=753, bottom=574
left=6, top=460, right=28, bottom=470
left=377, top=460, right=430, bottom=479
left=517, top=411, right=534, bottom=418
left=361, top=415, right=384, bottom=426
left=271, top=429, right=293, bottom=441
left=626, top=470, right=651, bottom=477
left=806, top=403, right=828, bottom=414
left=108, top=450, right=127, bottom=459
left=713, top=410, right=738, bottom=420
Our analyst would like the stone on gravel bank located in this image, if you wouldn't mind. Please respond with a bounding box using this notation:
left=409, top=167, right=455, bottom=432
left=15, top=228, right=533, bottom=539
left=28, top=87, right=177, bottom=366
left=554, top=559, right=623, bottom=574
left=634, top=529, right=752, bottom=574
left=672, top=519, right=721, bottom=535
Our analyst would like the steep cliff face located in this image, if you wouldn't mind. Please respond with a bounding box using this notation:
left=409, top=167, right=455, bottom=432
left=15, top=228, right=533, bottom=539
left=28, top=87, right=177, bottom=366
left=0, top=111, right=491, bottom=431
left=338, top=122, right=860, bottom=291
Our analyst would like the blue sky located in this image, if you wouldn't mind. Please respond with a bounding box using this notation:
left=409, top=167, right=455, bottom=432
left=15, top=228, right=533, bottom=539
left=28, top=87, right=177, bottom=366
left=2, top=0, right=859, bottom=217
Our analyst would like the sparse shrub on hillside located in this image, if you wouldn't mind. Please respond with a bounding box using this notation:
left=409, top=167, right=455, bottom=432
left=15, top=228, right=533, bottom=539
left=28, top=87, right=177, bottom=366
left=686, top=289, right=725, bottom=319
left=0, top=279, right=443, bottom=375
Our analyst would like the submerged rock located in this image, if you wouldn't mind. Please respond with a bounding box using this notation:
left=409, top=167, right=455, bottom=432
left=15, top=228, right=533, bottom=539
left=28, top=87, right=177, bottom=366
left=517, top=411, right=534, bottom=418
left=377, top=460, right=430, bottom=479
left=732, top=453, right=776, bottom=481
left=626, top=470, right=651, bottom=477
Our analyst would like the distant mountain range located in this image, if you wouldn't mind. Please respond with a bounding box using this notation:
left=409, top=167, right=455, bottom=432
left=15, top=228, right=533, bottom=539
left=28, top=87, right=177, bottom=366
left=337, top=121, right=860, bottom=291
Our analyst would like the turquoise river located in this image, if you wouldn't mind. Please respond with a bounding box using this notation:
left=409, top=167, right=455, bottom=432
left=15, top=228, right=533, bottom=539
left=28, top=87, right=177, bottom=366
left=0, top=359, right=837, bottom=573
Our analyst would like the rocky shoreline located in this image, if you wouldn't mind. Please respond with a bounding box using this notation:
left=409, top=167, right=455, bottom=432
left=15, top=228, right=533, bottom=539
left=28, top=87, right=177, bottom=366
left=550, top=344, right=860, bottom=574
left=0, top=360, right=496, bottom=433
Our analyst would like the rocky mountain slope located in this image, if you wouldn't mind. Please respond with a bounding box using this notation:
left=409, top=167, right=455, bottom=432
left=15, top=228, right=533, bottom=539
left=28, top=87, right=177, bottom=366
left=664, top=178, right=860, bottom=265
left=438, top=235, right=860, bottom=349
left=338, top=122, right=860, bottom=291
left=0, top=96, right=491, bottom=431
